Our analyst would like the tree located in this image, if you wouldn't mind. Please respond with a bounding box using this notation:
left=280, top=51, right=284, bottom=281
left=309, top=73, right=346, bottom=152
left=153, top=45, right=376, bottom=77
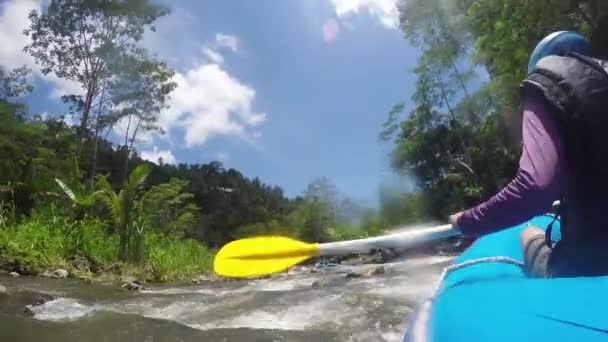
left=108, top=50, right=176, bottom=180
left=0, top=66, right=33, bottom=101
left=141, top=178, right=199, bottom=236
left=96, top=163, right=152, bottom=262
left=23, top=0, right=170, bottom=156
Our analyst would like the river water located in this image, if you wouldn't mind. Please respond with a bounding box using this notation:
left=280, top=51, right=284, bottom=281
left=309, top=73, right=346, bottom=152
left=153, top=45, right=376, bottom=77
left=0, top=255, right=454, bottom=342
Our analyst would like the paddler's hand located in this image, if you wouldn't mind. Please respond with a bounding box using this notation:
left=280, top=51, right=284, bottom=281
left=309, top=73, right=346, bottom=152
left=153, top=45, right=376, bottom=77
left=449, top=212, right=463, bottom=227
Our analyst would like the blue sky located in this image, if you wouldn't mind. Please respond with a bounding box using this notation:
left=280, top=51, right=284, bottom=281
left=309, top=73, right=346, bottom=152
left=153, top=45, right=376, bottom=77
left=0, top=0, right=422, bottom=205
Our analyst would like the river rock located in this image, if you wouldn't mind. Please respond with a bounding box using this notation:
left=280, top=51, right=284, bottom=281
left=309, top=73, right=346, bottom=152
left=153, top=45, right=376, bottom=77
left=366, top=266, right=385, bottom=276
left=191, top=272, right=232, bottom=283
left=52, top=269, right=69, bottom=279
left=0, top=290, right=55, bottom=317
left=121, top=281, right=143, bottom=291
left=311, top=280, right=329, bottom=288
left=345, top=266, right=385, bottom=279
left=9, top=272, right=19, bottom=278
left=40, top=270, right=53, bottom=278
left=378, top=249, right=401, bottom=263
left=0, top=285, right=7, bottom=295
left=345, top=271, right=363, bottom=278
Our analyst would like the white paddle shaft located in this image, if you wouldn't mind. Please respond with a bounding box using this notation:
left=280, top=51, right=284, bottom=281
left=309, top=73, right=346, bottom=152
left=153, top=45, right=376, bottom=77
left=318, top=224, right=460, bottom=256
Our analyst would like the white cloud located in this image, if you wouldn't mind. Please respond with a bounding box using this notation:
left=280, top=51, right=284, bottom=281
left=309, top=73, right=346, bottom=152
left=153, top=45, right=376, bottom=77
left=330, top=0, right=399, bottom=29
left=45, top=73, right=83, bottom=98
left=61, top=113, right=79, bottom=126
left=0, top=0, right=82, bottom=99
left=160, top=63, right=266, bottom=147
left=200, top=33, right=241, bottom=65
left=0, top=0, right=38, bottom=70
left=140, top=146, right=177, bottom=165
left=215, top=33, right=238, bottom=52
left=203, top=48, right=224, bottom=64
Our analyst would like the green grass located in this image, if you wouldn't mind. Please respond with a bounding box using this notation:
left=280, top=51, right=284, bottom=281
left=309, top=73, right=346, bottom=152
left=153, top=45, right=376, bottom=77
left=0, top=209, right=214, bottom=282
left=145, top=233, right=214, bottom=282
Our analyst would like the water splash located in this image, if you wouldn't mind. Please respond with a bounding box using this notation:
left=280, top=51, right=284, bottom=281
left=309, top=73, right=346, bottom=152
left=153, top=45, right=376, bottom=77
left=27, top=298, right=95, bottom=322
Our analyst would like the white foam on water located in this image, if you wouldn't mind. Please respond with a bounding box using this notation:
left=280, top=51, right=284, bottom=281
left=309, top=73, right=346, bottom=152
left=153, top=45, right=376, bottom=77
left=140, top=287, right=219, bottom=295
left=239, top=276, right=317, bottom=292
left=103, top=299, right=212, bottom=322
left=365, top=272, right=438, bottom=301
left=191, top=293, right=348, bottom=331
left=384, top=255, right=455, bottom=268
left=141, top=276, right=317, bottom=296
left=347, top=330, right=404, bottom=342
left=381, top=330, right=405, bottom=342
left=28, top=298, right=95, bottom=322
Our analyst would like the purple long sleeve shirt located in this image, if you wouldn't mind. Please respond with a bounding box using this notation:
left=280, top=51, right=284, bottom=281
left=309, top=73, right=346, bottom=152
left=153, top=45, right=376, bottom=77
left=456, top=96, right=568, bottom=236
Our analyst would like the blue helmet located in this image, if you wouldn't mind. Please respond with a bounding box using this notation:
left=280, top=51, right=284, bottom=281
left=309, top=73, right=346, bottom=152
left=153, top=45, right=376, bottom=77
left=527, top=31, right=592, bottom=75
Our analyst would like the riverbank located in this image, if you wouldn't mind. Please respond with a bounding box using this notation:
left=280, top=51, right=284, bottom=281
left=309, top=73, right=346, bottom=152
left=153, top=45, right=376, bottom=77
left=0, top=212, right=215, bottom=286
left=0, top=210, right=472, bottom=289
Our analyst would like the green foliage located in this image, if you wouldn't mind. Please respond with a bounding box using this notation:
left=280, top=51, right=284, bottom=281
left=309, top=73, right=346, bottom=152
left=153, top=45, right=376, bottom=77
left=0, top=208, right=115, bottom=274
left=0, top=66, right=33, bottom=101
left=145, top=233, right=213, bottom=282
left=141, top=178, right=199, bottom=235
left=235, top=220, right=290, bottom=238
left=379, top=186, right=429, bottom=227
left=458, top=0, right=585, bottom=109
left=96, top=164, right=152, bottom=262
left=0, top=207, right=213, bottom=281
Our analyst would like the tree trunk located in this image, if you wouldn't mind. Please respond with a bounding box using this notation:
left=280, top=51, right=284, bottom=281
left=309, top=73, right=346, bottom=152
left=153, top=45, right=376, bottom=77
left=77, top=82, right=95, bottom=158
left=123, top=114, right=132, bottom=183
left=89, top=85, right=106, bottom=191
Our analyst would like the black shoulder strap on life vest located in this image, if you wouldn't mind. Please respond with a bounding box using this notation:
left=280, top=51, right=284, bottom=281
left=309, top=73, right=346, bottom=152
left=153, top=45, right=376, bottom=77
left=521, top=52, right=608, bottom=119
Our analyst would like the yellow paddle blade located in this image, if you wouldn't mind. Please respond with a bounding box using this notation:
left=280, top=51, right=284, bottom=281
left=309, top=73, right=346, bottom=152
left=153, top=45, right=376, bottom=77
left=213, top=236, right=320, bottom=278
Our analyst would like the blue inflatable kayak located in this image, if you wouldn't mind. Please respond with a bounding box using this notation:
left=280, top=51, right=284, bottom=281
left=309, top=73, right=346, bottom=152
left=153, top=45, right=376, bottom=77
left=404, top=215, right=608, bottom=342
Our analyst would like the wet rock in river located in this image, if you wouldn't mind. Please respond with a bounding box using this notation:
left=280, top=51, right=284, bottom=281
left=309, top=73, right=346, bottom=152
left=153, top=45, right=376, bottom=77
left=0, top=289, right=55, bottom=317
left=0, top=285, right=6, bottom=295
left=52, top=269, right=69, bottom=279
left=345, top=271, right=363, bottom=278
left=121, top=279, right=143, bottom=291
left=9, top=272, right=19, bottom=278
left=345, top=266, right=385, bottom=279
left=311, top=280, right=329, bottom=288
left=367, top=266, right=385, bottom=276
left=40, top=270, right=54, bottom=278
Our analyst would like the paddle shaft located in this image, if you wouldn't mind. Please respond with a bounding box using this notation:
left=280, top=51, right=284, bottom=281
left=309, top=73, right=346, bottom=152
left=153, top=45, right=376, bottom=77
left=318, top=224, right=460, bottom=256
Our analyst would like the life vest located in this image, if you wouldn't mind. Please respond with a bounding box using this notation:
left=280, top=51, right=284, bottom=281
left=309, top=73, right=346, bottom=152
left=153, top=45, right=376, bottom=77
left=521, top=52, right=608, bottom=245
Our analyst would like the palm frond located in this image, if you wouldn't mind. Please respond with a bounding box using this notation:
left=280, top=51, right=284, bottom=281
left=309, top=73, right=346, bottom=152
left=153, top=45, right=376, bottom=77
left=55, top=178, right=77, bottom=203
left=125, top=164, right=152, bottom=200
left=95, top=176, right=121, bottom=225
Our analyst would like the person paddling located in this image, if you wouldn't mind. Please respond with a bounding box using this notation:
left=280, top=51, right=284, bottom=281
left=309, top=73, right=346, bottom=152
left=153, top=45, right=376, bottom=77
left=449, top=31, right=608, bottom=278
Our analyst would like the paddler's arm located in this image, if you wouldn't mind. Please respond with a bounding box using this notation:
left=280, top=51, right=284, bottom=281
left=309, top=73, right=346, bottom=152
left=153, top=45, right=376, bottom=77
left=450, top=96, right=566, bottom=237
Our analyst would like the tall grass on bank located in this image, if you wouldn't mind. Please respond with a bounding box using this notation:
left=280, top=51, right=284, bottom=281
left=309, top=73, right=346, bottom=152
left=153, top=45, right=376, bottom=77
left=0, top=208, right=214, bottom=281
left=146, top=233, right=214, bottom=282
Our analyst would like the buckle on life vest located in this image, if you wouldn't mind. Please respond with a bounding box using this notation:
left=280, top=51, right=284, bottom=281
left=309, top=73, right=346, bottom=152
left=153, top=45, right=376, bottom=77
left=545, top=200, right=562, bottom=249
